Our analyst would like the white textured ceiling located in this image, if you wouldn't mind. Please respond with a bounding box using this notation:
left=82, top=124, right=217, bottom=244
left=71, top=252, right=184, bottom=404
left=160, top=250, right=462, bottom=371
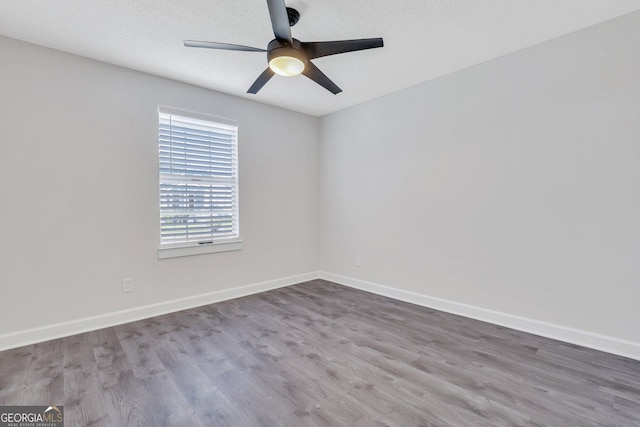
left=1, top=1, right=640, bottom=116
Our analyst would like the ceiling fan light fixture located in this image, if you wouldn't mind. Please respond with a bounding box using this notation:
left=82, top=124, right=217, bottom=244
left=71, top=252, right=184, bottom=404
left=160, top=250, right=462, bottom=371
left=184, top=0, right=383, bottom=94
left=269, top=55, right=305, bottom=76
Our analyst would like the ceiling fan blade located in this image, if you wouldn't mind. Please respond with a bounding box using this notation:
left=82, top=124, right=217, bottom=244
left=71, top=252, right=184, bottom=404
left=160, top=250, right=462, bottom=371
left=247, top=68, right=276, bottom=94
left=266, top=0, right=293, bottom=43
left=184, top=40, right=266, bottom=52
left=302, top=38, right=384, bottom=59
left=302, top=62, right=342, bottom=94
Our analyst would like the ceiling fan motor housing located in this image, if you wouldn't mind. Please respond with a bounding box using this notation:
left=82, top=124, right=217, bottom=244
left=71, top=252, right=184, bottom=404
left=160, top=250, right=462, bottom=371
left=267, top=38, right=307, bottom=64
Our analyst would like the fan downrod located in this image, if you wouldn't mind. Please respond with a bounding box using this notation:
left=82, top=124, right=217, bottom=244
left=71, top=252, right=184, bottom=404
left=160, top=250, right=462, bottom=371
left=286, top=7, right=300, bottom=26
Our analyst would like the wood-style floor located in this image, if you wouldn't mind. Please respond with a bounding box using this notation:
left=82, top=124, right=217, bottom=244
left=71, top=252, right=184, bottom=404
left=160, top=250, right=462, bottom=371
left=1, top=280, right=639, bottom=426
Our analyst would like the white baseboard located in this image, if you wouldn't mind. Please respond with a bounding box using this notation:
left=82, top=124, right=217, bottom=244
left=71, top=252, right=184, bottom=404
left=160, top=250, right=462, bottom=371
left=0, top=271, right=320, bottom=352
left=4, top=270, right=639, bottom=362
left=319, top=272, right=640, bottom=361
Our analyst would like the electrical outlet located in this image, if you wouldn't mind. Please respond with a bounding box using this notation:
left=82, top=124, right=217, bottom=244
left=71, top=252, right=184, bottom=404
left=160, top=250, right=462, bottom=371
left=122, top=278, right=133, bottom=293
left=355, top=256, right=361, bottom=267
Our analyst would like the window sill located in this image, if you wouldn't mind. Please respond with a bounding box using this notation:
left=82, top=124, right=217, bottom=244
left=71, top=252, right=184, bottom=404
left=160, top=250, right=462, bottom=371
left=158, top=240, right=243, bottom=259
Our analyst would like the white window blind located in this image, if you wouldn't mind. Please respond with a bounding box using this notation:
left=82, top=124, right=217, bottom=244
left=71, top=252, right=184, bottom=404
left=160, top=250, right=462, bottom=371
left=159, top=109, right=239, bottom=248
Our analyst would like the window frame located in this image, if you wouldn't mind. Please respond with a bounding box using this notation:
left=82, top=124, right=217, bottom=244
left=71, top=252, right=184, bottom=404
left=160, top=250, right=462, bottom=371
left=157, top=107, right=242, bottom=259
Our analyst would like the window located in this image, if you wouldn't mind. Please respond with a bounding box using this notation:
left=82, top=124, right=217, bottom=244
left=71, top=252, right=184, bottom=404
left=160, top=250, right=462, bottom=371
left=158, top=108, right=241, bottom=259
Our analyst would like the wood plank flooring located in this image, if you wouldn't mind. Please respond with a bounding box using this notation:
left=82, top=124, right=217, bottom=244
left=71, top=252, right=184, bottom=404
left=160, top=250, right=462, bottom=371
left=1, top=279, right=639, bottom=426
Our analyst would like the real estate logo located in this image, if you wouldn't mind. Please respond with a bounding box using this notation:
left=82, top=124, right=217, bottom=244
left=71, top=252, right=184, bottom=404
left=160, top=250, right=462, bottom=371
left=0, top=405, right=63, bottom=427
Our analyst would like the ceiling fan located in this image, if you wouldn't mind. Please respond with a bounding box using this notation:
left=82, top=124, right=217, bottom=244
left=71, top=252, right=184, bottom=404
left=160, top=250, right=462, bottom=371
left=184, top=0, right=383, bottom=95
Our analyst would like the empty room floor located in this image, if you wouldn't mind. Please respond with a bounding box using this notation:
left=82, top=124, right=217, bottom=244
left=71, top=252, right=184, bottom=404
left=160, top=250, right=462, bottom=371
left=1, top=280, right=639, bottom=426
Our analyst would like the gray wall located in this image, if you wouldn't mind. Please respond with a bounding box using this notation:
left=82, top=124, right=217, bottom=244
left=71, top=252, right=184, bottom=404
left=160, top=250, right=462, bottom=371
left=319, top=12, right=640, bottom=343
left=0, top=36, right=319, bottom=335
left=2, top=10, right=639, bottom=352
